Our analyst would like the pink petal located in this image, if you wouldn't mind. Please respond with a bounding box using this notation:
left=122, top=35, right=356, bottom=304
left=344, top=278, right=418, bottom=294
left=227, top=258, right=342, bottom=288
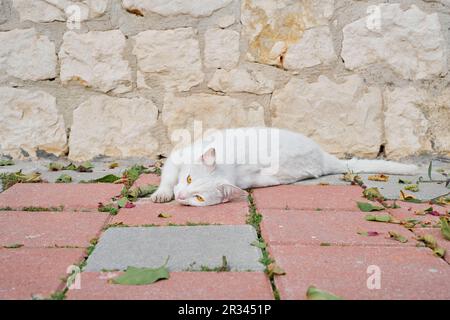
left=124, top=202, right=136, bottom=209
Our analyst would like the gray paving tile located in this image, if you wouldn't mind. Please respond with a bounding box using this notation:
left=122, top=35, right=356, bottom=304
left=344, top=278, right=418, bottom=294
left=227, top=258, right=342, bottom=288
left=84, top=225, right=265, bottom=272
left=359, top=174, right=449, bottom=200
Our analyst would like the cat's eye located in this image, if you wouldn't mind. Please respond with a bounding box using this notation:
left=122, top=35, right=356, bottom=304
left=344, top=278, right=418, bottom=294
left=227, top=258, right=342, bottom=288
left=187, top=175, right=192, bottom=184
left=195, top=195, right=205, bottom=202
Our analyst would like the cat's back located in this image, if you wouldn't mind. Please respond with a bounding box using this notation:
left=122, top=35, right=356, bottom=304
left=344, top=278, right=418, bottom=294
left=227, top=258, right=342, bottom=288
left=171, top=127, right=322, bottom=165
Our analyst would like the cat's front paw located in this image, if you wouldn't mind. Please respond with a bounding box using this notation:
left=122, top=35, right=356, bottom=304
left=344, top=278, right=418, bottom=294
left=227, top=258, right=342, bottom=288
left=150, top=188, right=174, bottom=203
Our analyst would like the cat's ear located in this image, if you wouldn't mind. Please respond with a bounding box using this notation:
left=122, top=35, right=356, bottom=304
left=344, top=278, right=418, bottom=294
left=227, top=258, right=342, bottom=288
left=201, top=148, right=216, bottom=170
left=217, top=184, right=248, bottom=203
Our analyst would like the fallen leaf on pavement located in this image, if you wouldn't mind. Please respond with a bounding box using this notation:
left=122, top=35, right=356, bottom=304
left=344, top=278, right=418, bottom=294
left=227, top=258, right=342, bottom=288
left=433, top=247, right=446, bottom=258
left=109, top=162, right=119, bottom=169
left=363, top=188, right=384, bottom=201
left=365, top=214, right=392, bottom=223
left=357, top=202, right=385, bottom=212
left=342, top=172, right=361, bottom=184
left=98, top=202, right=119, bottom=215
left=440, top=217, right=450, bottom=241
left=400, top=190, right=422, bottom=203
left=388, top=231, right=408, bottom=243
left=398, top=178, right=412, bottom=184
left=112, top=265, right=169, bottom=285
left=368, top=174, right=389, bottom=182
left=55, top=174, right=72, bottom=183
left=117, top=197, right=128, bottom=208
left=63, top=163, right=77, bottom=171
left=431, top=196, right=450, bottom=206
left=48, top=162, right=64, bottom=171
left=0, top=159, right=14, bottom=166
left=417, top=234, right=446, bottom=258
left=77, top=161, right=94, bottom=172
left=91, top=174, right=121, bottom=183
left=306, top=286, right=342, bottom=300
left=158, top=213, right=172, bottom=219
left=404, top=184, right=419, bottom=192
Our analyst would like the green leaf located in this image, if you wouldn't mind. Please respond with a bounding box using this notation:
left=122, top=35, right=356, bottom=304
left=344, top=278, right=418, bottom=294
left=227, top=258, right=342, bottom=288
left=306, top=286, right=343, bottom=300
left=363, top=188, right=384, bottom=201
left=417, top=234, right=438, bottom=250
left=404, top=184, right=419, bottom=192
left=63, top=163, right=77, bottom=171
left=55, top=174, right=72, bottom=183
left=109, top=162, right=119, bottom=169
left=117, top=197, right=128, bottom=208
left=365, top=214, right=392, bottom=223
left=139, top=185, right=158, bottom=197
left=123, top=165, right=149, bottom=187
left=357, top=202, right=385, bottom=212
left=48, top=162, right=64, bottom=171
left=92, top=174, right=121, bottom=183
left=440, top=217, right=450, bottom=241
left=428, top=161, right=433, bottom=180
left=112, top=265, right=169, bottom=285
left=98, top=203, right=119, bottom=215
left=0, top=159, right=14, bottom=166
left=251, top=240, right=267, bottom=249
left=433, top=247, right=446, bottom=258
left=127, top=184, right=158, bottom=201
left=78, top=161, right=94, bottom=172
left=0, top=171, right=42, bottom=190
left=388, top=231, right=408, bottom=243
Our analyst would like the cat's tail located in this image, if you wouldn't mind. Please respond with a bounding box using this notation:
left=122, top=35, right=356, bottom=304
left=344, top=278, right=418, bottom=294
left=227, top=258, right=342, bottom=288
left=340, top=158, right=419, bottom=175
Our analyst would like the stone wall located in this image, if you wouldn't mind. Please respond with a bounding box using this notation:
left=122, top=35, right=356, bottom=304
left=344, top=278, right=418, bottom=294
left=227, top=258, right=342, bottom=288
left=0, top=0, right=449, bottom=161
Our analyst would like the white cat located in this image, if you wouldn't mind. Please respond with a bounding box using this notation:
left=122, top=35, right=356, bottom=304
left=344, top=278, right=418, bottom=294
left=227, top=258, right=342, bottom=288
left=150, top=127, right=418, bottom=206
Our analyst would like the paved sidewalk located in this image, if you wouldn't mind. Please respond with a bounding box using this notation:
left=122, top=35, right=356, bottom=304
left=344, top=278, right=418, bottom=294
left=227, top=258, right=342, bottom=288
left=0, top=160, right=448, bottom=300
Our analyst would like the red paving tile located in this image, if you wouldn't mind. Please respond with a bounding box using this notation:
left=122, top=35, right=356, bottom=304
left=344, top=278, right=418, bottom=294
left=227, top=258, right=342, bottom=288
left=414, top=228, right=450, bottom=263
left=111, top=198, right=249, bottom=226
left=253, top=185, right=365, bottom=211
left=0, top=248, right=85, bottom=300
left=0, top=183, right=123, bottom=211
left=132, top=174, right=161, bottom=188
left=270, top=245, right=450, bottom=300
left=386, top=201, right=448, bottom=227
left=66, top=272, right=273, bottom=300
left=260, top=209, right=416, bottom=246
left=0, top=211, right=108, bottom=248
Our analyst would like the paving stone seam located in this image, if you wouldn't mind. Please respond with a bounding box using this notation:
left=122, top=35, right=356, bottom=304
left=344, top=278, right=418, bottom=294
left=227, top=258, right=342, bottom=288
left=266, top=243, right=450, bottom=266
left=247, top=191, right=281, bottom=300
left=264, top=242, right=419, bottom=247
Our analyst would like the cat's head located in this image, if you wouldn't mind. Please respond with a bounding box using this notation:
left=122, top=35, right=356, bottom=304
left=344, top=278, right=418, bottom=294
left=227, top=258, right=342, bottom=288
left=173, top=148, right=248, bottom=206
